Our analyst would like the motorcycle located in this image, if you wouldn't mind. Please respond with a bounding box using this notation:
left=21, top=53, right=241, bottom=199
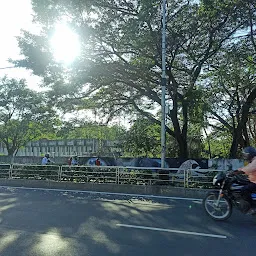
left=203, top=171, right=256, bottom=220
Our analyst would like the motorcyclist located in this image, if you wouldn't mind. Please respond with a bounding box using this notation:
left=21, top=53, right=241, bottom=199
left=237, top=146, right=256, bottom=214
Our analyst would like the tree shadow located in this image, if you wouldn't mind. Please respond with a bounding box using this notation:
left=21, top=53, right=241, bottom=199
left=0, top=188, right=254, bottom=255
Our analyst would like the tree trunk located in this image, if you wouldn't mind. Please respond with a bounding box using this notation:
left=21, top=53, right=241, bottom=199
left=229, top=88, right=256, bottom=158
left=176, top=133, right=188, bottom=158
left=203, top=127, right=212, bottom=158
left=7, top=148, right=17, bottom=156
left=169, top=80, right=189, bottom=158
left=5, top=143, right=18, bottom=157
left=229, top=129, right=240, bottom=158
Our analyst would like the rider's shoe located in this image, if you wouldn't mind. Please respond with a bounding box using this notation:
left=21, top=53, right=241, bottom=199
left=246, top=208, right=256, bottom=215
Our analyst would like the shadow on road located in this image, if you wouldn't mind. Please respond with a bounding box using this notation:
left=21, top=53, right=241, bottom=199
left=0, top=188, right=255, bottom=256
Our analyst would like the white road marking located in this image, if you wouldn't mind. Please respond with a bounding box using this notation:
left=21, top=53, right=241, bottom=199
left=116, top=224, right=227, bottom=239
left=0, top=185, right=202, bottom=201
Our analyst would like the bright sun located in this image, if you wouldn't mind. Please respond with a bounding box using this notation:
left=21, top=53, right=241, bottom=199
left=50, top=23, right=80, bottom=64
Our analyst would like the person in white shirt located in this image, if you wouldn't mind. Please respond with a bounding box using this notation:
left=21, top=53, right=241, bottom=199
left=41, top=154, right=51, bottom=165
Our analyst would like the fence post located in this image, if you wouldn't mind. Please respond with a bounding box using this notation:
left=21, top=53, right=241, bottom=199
left=86, top=167, right=89, bottom=183
left=9, top=164, right=13, bottom=179
left=186, top=169, right=189, bottom=188
left=116, top=167, right=120, bottom=184
left=59, top=165, right=62, bottom=182
left=184, top=170, right=186, bottom=188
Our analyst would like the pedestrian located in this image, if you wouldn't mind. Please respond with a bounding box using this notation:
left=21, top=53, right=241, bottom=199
left=68, top=157, right=72, bottom=166
left=68, top=156, right=78, bottom=182
left=41, top=154, right=52, bottom=165
left=41, top=153, right=54, bottom=180
left=71, top=156, right=78, bottom=165
left=95, top=158, right=101, bottom=166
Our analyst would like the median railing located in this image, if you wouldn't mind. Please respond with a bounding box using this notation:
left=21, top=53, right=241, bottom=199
left=0, top=164, right=225, bottom=189
left=61, top=165, right=118, bottom=184
left=185, top=169, right=224, bottom=189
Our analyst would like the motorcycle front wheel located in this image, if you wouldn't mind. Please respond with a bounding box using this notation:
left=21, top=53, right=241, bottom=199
left=203, top=192, right=232, bottom=221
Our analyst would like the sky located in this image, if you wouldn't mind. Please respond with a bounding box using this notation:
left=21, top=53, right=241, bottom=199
left=0, top=0, right=42, bottom=90
left=0, top=0, right=103, bottom=124
left=0, top=0, right=139, bottom=127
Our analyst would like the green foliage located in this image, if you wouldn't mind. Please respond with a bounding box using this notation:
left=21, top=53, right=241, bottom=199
left=202, top=130, right=232, bottom=158
left=202, top=42, right=256, bottom=157
left=12, top=0, right=256, bottom=158
left=57, top=120, right=125, bottom=141
left=0, top=76, right=59, bottom=155
left=123, top=118, right=161, bottom=157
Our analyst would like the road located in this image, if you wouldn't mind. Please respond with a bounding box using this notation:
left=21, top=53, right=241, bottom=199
left=0, top=186, right=255, bottom=256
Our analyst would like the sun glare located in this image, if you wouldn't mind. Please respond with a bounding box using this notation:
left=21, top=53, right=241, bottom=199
left=50, top=23, right=80, bottom=64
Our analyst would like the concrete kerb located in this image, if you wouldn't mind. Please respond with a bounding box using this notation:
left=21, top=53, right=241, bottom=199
left=0, top=179, right=210, bottom=199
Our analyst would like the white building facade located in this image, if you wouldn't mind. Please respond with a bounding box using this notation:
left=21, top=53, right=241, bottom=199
left=0, top=139, right=121, bottom=157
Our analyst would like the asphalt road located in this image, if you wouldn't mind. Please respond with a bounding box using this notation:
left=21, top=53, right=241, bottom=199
left=0, top=186, right=255, bottom=256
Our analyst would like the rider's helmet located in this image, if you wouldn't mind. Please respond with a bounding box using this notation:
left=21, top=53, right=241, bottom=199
left=242, top=146, right=256, bottom=162
left=45, top=153, right=50, bottom=158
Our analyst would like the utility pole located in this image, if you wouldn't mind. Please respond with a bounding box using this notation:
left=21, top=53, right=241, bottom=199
left=161, top=0, right=167, bottom=168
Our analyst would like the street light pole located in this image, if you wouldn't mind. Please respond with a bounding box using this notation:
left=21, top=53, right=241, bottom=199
left=161, top=0, right=167, bottom=168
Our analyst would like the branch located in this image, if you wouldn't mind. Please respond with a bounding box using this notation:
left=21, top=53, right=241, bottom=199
left=166, top=1, right=190, bottom=23
left=114, top=69, right=161, bottom=105
left=248, top=3, right=256, bottom=52
left=240, top=87, right=256, bottom=125
left=131, top=100, right=176, bottom=137
left=97, top=3, right=138, bottom=16
left=191, top=22, right=245, bottom=85
left=208, top=109, right=233, bottom=131
left=208, top=123, right=230, bottom=133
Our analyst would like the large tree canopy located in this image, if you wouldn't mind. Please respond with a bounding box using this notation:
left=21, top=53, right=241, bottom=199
left=0, top=77, right=58, bottom=156
left=14, top=0, right=256, bottom=158
left=203, top=46, right=256, bottom=157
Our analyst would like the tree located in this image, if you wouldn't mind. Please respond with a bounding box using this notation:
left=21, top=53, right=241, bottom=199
left=247, top=111, right=256, bottom=146
left=14, top=0, right=251, bottom=158
left=202, top=42, right=256, bottom=158
left=0, top=77, right=58, bottom=156
left=56, top=119, right=125, bottom=155
left=57, top=120, right=125, bottom=140
left=202, top=129, right=232, bottom=159
left=123, top=118, right=161, bottom=157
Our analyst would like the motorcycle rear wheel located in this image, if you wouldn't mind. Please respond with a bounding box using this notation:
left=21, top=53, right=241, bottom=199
left=203, top=192, right=232, bottom=221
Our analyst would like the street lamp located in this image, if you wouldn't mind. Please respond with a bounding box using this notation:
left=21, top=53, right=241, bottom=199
left=161, top=0, right=167, bottom=168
